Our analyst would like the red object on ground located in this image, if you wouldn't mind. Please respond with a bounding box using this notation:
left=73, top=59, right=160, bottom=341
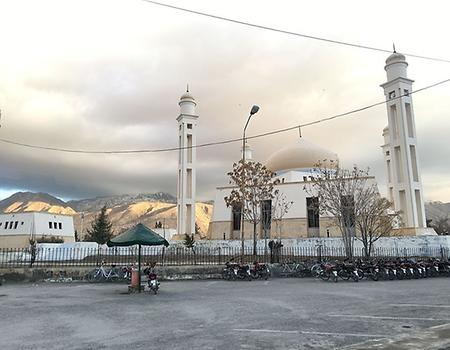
left=131, top=269, right=139, bottom=287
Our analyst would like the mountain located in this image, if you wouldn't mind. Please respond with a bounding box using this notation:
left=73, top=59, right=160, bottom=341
left=73, top=201, right=212, bottom=239
left=0, top=191, right=212, bottom=237
left=2, top=191, right=449, bottom=238
left=425, top=201, right=450, bottom=223
left=0, top=191, right=76, bottom=215
left=68, top=192, right=176, bottom=212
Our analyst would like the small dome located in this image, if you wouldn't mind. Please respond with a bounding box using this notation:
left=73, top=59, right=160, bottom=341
left=180, top=91, right=195, bottom=101
left=385, top=52, right=406, bottom=65
left=265, top=138, right=338, bottom=173
left=384, top=52, right=408, bottom=80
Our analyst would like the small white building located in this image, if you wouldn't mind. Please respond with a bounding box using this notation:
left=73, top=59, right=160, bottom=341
left=0, top=212, right=75, bottom=248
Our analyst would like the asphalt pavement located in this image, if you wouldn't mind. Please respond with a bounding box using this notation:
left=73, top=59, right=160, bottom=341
left=0, top=277, right=450, bottom=349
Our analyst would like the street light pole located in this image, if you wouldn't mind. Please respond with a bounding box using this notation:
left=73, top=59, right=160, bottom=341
left=240, top=105, right=260, bottom=262
left=162, top=218, right=166, bottom=266
left=80, top=212, right=84, bottom=242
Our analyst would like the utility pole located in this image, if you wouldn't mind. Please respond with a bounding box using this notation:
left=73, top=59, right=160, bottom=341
left=163, top=218, right=166, bottom=240
left=80, top=212, right=85, bottom=241
left=162, top=218, right=166, bottom=266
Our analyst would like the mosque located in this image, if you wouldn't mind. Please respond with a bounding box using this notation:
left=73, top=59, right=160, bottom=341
left=175, top=51, right=433, bottom=240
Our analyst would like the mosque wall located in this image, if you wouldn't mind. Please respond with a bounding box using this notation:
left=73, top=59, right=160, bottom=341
left=210, top=183, right=311, bottom=239
left=210, top=177, right=379, bottom=240
left=319, top=217, right=342, bottom=237
left=209, top=216, right=344, bottom=240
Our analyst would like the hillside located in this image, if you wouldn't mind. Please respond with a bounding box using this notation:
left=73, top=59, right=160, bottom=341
left=68, top=192, right=176, bottom=212
left=73, top=201, right=212, bottom=239
left=0, top=192, right=76, bottom=215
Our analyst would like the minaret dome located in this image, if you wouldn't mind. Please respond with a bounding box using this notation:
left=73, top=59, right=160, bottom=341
left=384, top=52, right=408, bottom=81
left=179, top=90, right=197, bottom=115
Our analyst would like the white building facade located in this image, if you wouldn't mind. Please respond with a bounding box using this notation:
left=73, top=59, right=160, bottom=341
left=176, top=89, right=198, bottom=236
left=0, top=212, right=75, bottom=248
left=381, top=52, right=431, bottom=235
left=208, top=137, right=376, bottom=240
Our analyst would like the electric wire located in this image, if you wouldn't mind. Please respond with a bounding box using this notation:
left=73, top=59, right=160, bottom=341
left=0, top=77, right=449, bottom=154
left=140, top=0, right=450, bottom=64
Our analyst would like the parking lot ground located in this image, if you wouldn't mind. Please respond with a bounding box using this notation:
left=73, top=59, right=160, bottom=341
left=1, top=278, right=450, bottom=349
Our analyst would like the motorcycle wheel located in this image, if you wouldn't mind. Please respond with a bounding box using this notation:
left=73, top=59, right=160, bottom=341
left=338, top=269, right=350, bottom=281
left=310, top=264, right=323, bottom=278
left=357, top=269, right=364, bottom=280
left=319, top=271, right=330, bottom=281
left=333, top=274, right=338, bottom=283
left=370, top=271, right=379, bottom=281
left=388, top=270, right=395, bottom=280
left=222, top=270, right=231, bottom=281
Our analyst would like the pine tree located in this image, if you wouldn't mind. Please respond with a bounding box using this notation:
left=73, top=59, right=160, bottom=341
left=85, top=206, right=113, bottom=244
left=183, top=233, right=196, bottom=264
left=183, top=234, right=195, bottom=252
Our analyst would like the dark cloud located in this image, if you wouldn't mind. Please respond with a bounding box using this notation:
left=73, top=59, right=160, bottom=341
left=0, top=0, right=449, bottom=201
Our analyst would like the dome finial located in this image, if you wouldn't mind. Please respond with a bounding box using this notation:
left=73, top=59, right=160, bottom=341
left=298, top=126, right=302, bottom=138
left=393, top=43, right=396, bottom=53
left=186, top=83, right=189, bottom=93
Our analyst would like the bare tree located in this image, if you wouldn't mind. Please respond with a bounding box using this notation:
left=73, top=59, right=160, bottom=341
left=225, top=160, right=279, bottom=258
left=271, top=190, right=294, bottom=241
left=355, top=197, right=400, bottom=258
left=28, top=238, right=37, bottom=268
left=428, top=216, right=450, bottom=235
left=305, top=163, right=397, bottom=259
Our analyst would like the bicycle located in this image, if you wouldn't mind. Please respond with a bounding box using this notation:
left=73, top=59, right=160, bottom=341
left=280, top=261, right=308, bottom=277
left=87, top=263, right=120, bottom=282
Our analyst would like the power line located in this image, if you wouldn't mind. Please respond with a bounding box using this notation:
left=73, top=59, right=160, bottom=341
left=140, top=0, right=450, bottom=64
left=0, top=77, right=449, bottom=154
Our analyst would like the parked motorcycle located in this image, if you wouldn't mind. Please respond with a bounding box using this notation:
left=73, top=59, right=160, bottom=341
left=222, top=261, right=239, bottom=281
left=222, top=261, right=252, bottom=281
left=148, top=272, right=160, bottom=294
left=250, top=262, right=270, bottom=280
left=319, top=262, right=338, bottom=282
left=237, top=264, right=252, bottom=281
left=144, top=266, right=160, bottom=294
left=121, top=265, right=133, bottom=281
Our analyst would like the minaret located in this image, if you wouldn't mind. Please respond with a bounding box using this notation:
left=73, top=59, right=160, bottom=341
left=241, top=142, right=253, bottom=161
left=381, top=51, right=426, bottom=232
left=177, top=88, right=198, bottom=236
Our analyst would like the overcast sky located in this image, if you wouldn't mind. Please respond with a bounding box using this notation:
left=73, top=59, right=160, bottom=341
left=0, top=0, right=449, bottom=202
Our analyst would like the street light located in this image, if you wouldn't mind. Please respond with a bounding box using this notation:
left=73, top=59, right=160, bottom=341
left=240, top=105, right=260, bottom=262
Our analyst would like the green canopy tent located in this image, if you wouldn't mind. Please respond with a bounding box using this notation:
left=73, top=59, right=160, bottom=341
left=107, top=223, right=169, bottom=292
